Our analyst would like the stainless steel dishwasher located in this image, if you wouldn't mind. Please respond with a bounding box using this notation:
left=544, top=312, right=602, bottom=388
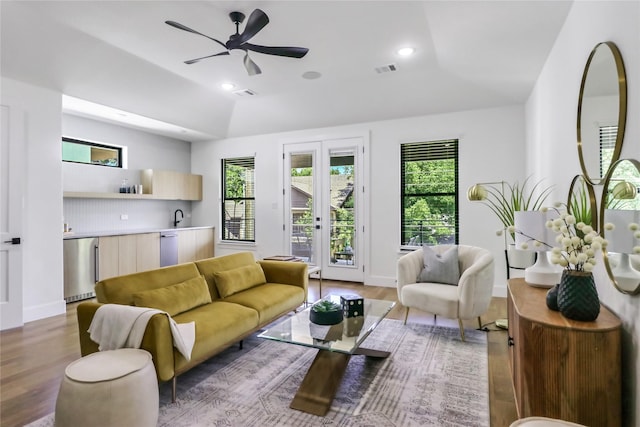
left=160, top=232, right=178, bottom=267
left=63, top=237, right=98, bottom=302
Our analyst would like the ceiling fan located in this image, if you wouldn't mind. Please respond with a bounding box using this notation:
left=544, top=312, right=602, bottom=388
left=166, top=8, right=309, bottom=76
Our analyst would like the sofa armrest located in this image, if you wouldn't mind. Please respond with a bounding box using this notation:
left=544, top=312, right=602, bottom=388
left=396, top=249, right=424, bottom=303
left=76, top=301, right=177, bottom=382
left=77, top=301, right=102, bottom=356
left=258, top=260, right=308, bottom=292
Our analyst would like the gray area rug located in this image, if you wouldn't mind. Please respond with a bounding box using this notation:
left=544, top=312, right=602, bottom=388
left=26, top=319, right=489, bottom=426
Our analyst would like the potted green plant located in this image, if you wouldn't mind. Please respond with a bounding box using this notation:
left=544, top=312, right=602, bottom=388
left=469, top=176, right=554, bottom=268
left=309, top=300, right=343, bottom=325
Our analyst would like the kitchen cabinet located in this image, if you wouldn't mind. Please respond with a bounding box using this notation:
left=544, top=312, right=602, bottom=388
left=141, top=169, right=202, bottom=201
left=177, top=228, right=214, bottom=264
left=507, top=278, right=621, bottom=426
left=98, top=236, right=119, bottom=281
left=98, top=233, right=160, bottom=280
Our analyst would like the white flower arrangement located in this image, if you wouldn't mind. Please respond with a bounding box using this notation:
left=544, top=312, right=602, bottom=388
left=508, top=205, right=608, bottom=273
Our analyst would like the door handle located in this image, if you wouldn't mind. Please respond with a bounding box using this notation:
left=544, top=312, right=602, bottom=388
left=3, top=237, right=20, bottom=245
left=94, top=245, right=99, bottom=283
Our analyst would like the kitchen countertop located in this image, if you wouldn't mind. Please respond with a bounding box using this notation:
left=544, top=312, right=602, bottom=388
left=63, top=225, right=214, bottom=240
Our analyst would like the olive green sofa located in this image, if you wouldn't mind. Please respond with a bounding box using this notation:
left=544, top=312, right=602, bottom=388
left=76, top=252, right=307, bottom=400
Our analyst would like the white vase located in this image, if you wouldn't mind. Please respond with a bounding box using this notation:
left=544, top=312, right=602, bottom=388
left=506, top=245, right=536, bottom=269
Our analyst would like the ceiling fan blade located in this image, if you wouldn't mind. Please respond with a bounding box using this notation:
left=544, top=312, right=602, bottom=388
left=243, top=43, right=309, bottom=58
left=237, top=9, right=269, bottom=45
left=243, top=52, right=262, bottom=76
left=184, top=51, right=230, bottom=65
left=165, top=20, right=228, bottom=50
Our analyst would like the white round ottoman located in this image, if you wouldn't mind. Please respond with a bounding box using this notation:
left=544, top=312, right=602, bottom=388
left=55, top=349, right=158, bottom=427
left=510, top=417, right=587, bottom=427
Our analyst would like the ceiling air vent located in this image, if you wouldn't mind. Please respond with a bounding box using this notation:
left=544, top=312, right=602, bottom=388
left=232, top=89, right=257, bottom=97
left=374, top=64, right=397, bottom=74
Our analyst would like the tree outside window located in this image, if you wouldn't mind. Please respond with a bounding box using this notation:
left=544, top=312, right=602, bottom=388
left=401, top=140, right=459, bottom=246
left=222, top=157, right=255, bottom=241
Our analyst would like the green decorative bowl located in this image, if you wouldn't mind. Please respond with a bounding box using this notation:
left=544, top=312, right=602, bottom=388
left=309, top=300, right=343, bottom=325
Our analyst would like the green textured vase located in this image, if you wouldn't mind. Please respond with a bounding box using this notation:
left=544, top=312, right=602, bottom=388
left=557, top=270, right=600, bottom=321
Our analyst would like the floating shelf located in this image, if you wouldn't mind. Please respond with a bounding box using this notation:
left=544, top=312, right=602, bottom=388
left=63, top=192, right=158, bottom=200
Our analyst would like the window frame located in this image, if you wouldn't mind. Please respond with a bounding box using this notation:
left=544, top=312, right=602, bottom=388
left=221, top=156, right=256, bottom=242
left=400, top=139, right=459, bottom=248
left=62, top=136, right=123, bottom=168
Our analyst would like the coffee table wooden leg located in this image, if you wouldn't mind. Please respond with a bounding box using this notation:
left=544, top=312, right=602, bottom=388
left=290, top=349, right=350, bottom=416
left=353, top=347, right=390, bottom=358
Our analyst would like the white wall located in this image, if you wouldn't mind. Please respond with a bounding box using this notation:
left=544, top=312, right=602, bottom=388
left=1, top=77, right=66, bottom=322
left=193, top=104, right=527, bottom=296
left=526, top=1, right=640, bottom=424
left=62, top=115, right=197, bottom=232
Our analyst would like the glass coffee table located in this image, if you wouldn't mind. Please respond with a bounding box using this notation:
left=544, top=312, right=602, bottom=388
left=258, top=295, right=396, bottom=416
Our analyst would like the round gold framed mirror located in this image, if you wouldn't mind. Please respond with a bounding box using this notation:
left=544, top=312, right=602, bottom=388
left=600, top=158, right=640, bottom=294
left=567, top=175, right=597, bottom=232
left=577, top=41, right=627, bottom=185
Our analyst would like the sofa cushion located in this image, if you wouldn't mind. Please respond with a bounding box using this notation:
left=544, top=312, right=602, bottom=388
left=213, top=263, right=267, bottom=298
left=195, top=252, right=258, bottom=300
left=132, top=276, right=212, bottom=316
left=417, top=245, right=460, bottom=285
left=223, top=283, right=305, bottom=324
left=95, top=262, right=202, bottom=305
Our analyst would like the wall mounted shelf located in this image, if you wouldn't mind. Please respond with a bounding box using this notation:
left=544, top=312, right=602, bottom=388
left=63, top=192, right=158, bottom=200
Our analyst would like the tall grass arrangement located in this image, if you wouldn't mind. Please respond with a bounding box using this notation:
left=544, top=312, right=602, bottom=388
left=481, top=176, right=554, bottom=241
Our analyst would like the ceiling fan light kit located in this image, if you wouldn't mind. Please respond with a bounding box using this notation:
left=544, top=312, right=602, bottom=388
left=166, top=8, right=309, bottom=76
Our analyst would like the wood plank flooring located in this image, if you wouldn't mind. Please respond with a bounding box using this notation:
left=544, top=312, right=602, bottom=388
left=0, top=280, right=518, bottom=427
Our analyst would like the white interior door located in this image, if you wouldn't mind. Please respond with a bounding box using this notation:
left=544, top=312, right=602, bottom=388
left=1, top=105, right=24, bottom=330
left=284, top=137, right=366, bottom=282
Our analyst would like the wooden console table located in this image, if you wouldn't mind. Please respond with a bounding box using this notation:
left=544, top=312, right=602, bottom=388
left=507, top=278, right=621, bottom=426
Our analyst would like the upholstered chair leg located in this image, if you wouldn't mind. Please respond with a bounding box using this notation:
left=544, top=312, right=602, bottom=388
left=458, top=319, right=466, bottom=342
left=404, top=307, right=410, bottom=325
left=239, top=340, right=243, bottom=350
left=477, top=317, right=482, bottom=329
left=434, top=314, right=437, bottom=323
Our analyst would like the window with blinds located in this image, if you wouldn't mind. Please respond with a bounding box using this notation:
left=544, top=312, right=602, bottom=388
left=600, top=125, right=617, bottom=177
left=222, top=157, right=255, bottom=242
left=400, top=139, right=459, bottom=246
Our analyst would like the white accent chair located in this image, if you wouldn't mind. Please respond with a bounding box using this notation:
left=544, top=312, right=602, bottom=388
left=396, top=245, right=495, bottom=341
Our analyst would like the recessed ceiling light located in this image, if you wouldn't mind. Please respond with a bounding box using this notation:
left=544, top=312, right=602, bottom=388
left=221, top=82, right=235, bottom=91
left=397, top=47, right=415, bottom=57
left=302, top=71, right=322, bottom=80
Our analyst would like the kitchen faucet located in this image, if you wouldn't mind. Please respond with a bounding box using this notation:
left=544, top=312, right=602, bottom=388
left=173, top=209, right=184, bottom=227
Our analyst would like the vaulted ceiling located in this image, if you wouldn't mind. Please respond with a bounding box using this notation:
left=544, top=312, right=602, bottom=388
left=0, top=1, right=573, bottom=141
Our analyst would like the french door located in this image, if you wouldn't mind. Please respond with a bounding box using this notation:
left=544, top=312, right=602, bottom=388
left=283, top=137, right=366, bottom=282
left=1, top=105, right=24, bottom=330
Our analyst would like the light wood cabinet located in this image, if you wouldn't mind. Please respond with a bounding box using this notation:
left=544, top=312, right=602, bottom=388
left=140, top=169, right=202, bottom=201
left=97, top=236, right=119, bottom=281
left=177, top=228, right=214, bottom=264
left=98, top=233, right=160, bottom=280
left=507, top=278, right=621, bottom=426
left=136, top=232, right=160, bottom=272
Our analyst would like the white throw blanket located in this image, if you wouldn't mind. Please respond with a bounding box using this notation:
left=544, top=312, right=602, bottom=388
left=88, top=304, right=196, bottom=361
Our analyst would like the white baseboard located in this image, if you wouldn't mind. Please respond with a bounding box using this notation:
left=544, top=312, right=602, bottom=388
left=365, top=275, right=396, bottom=287
left=24, top=299, right=66, bottom=323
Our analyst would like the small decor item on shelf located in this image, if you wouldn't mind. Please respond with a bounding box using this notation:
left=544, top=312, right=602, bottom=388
left=340, top=294, right=364, bottom=318
left=546, top=284, right=560, bottom=311
left=557, top=270, right=600, bottom=321
left=309, top=300, right=343, bottom=325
